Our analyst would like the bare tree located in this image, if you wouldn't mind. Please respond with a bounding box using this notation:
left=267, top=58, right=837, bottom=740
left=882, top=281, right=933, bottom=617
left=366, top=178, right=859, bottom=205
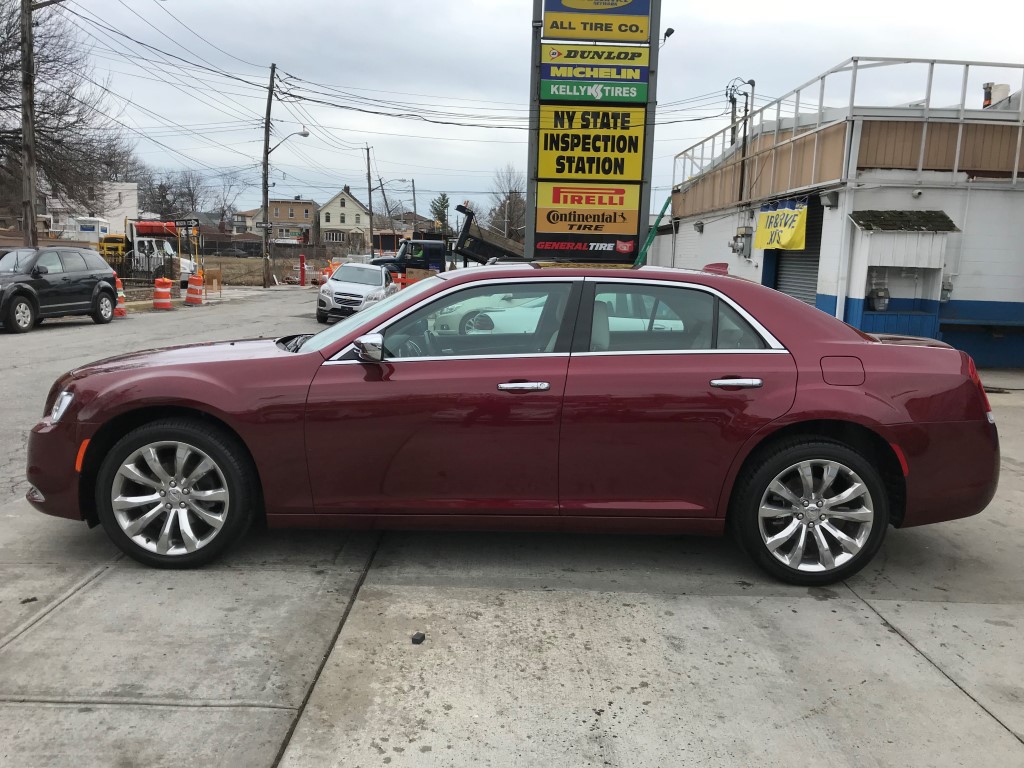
left=211, top=171, right=245, bottom=230
left=0, top=1, right=133, bottom=219
left=486, top=163, right=527, bottom=242
left=173, top=169, right=209, bottom=214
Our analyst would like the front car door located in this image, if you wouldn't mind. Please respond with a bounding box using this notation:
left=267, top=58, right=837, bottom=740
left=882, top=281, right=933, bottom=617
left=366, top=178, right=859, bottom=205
left=558, top=278, right=797, bottom=519
left=32, top=251, right=68, bottom=313
left=305, top=278, right=581, bottom=518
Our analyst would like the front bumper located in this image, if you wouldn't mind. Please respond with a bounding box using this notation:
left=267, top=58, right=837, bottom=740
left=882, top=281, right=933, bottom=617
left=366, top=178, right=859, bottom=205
left=318, top=295, right=366, bottom=317
left=26, top=417, right=88, bottom=521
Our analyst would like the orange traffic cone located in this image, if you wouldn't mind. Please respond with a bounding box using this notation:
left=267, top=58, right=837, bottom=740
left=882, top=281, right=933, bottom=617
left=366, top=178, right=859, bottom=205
left=153, top=278, right=172, bottom=310
left=184, top=274, right=204, bottom=307
left=114, top=277, right=127, bottom=317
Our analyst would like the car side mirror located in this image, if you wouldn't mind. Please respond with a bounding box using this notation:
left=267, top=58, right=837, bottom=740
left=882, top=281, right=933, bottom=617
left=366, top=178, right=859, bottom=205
left=33, top=264, right=48, bottom=276
left=354, top=333, right=384, bottom=363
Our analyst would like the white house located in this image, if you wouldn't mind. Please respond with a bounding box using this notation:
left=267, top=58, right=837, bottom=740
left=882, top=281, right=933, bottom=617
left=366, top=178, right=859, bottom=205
left=317, top=185, right=370, bottom=249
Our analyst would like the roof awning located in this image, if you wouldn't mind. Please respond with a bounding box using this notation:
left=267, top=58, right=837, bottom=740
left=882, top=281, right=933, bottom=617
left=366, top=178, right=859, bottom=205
left=850, top=210, right=959, bottom=232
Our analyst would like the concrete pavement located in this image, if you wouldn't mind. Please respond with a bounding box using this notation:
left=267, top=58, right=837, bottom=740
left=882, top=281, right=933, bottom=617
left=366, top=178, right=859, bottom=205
left=0, top=286, right=1022, bottom=767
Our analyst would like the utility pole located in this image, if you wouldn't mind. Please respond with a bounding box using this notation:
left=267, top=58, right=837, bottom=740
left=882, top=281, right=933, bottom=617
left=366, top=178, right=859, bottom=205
left=728, top=89, right=738, bottom=147
left=261, top=62, right=276, bottom=288
left=410, top=179, right=417, bottom=233
left=365, top=145, right=374, bottom=257
left=377, top=177, right=394, bottom=239
left=20, top=0, right=38, bottom=246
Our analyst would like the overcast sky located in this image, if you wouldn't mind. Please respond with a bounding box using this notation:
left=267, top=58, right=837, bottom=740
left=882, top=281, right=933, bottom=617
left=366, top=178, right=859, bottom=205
left=62, top=0, right=1024, bottom=217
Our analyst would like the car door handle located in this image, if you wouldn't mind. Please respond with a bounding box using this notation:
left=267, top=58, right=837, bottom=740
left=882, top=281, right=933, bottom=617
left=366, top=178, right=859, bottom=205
left=710, top=378, right=763, bottom=389
left=497, top=381, right=551, bottom=392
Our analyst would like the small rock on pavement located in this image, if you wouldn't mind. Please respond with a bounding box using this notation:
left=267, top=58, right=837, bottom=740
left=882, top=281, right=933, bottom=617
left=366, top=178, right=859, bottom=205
left=411, top=632, right=426, bottom=645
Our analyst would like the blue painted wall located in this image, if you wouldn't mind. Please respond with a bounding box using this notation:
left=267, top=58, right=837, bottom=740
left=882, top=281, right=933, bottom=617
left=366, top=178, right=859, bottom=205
left=813, top=295, right=1024, bottom=367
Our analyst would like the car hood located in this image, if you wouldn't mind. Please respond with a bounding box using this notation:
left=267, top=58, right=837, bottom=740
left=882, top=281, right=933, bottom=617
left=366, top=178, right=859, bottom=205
left=325, top=279, right=379, bottom=296
left=69, top=338, right=286, bottom=378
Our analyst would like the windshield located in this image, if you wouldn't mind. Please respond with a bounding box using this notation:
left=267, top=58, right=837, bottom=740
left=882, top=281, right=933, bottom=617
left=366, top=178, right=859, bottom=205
left=302, top=276, right=443, bottom=353
left=0, top=249, right=35, bottom=273
left=332, top=265, right=382, bottom=286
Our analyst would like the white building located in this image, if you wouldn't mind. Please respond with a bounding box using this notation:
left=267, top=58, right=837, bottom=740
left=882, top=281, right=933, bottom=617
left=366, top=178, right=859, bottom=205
left=46, top=182, right=139, bottom=238
left=660, top=57, right=1024, bottom=368
left=317, top=185, right=369, bottom=248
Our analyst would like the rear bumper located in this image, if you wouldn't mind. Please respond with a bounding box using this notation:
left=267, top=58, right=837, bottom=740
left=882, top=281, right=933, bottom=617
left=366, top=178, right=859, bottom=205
left=25, top=418, right=87, bottom=521
left=888, top=419, right=1000, bottom=527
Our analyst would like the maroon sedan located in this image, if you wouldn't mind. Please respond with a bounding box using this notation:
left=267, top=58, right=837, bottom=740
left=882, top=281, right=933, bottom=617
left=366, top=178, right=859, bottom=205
left=26, top=266, right=999, bottom=585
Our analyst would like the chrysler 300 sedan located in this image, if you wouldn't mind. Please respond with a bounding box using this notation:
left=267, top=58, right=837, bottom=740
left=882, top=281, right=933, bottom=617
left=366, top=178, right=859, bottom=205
left=26, top=265, right=999, bottom=585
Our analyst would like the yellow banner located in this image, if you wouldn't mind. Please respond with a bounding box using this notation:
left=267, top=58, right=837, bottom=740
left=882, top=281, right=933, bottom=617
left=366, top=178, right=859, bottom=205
left=544, top=12, right=650, bottom=42
left=754, top=204, right=808, bottom=250
left=538, top=106, right=646, bottom=181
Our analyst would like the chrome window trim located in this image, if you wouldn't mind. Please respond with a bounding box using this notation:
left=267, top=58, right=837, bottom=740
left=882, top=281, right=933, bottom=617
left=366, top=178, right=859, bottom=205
left=584, top=276, right=786, bottom=351
left=326, top=276, right=582, bottom=362
left=323, top=351, right=571, bottom=366
left=571, top=349, right=791, bottom=358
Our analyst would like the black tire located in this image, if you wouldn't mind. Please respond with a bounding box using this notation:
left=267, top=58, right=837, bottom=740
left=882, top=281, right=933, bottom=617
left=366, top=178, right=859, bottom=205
left=6, top=295, right=35, bottom=333
left=459, top=311, right=480, bottom=335
left=316, top=310, right=328, bottom=324
left=95, top=419, right=257, bottom=568
left=730, top=438, right=889, bottom=586
left=34, top=317, right=44, bottom=326
left=92, top=292, right=114, bottom=324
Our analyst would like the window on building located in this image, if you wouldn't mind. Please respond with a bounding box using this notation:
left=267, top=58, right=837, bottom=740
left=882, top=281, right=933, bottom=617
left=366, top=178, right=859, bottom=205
left=355, top=214, right=360, bottom=224
left=340, top=199, right=346, bottom=208
left=278, top=228, right=284, bottom=237
left=273, top=207, right=279, bottom=217
left=340, top=213, right=346, bottom=224
left=304, top=208, right=310, bottom=219
left=325, top=212, right=331, bottom=223
left=288, top=207, right=295, bottom=219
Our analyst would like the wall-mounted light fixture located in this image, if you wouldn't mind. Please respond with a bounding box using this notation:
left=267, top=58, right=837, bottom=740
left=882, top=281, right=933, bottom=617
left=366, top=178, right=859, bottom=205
left=820, top=191, right=839, bottom=209
left=694, top=221, right=704, bottom=233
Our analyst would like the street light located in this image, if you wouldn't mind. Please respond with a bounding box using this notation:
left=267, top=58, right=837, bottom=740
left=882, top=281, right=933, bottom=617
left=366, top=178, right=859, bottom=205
left=262, top=127, right=309, bottom=288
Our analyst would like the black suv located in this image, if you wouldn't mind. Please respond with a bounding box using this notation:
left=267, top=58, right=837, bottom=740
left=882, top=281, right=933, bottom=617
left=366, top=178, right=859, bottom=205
left=0, top=247, right=117, bottom=333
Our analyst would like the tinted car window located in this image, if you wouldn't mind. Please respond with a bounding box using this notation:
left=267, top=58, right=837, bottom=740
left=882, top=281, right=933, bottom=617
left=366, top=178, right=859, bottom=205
left=718, top=301, right=767, bottom=349
left=591, top=284, right=714, bottom=352
left=59, top=251, right=88, bottom=272
left=80, top=250, right=110, bottom=271
left=384, top=282, right=572, bottom=358
left=0, top=249, right=36, bottom=273
left=36, top=251, right=64, bottom=274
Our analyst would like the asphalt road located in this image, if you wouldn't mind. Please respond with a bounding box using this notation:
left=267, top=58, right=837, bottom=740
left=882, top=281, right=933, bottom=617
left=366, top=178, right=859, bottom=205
left=0, top=287, right=1021, bottom=767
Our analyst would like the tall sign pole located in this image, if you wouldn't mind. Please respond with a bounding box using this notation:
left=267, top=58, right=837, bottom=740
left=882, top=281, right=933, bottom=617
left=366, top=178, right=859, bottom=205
left=527, top=0, right=659, bottom=263
left=524, top=0, right=544, bottom=257
left=261, top=63, right=276, bottom=289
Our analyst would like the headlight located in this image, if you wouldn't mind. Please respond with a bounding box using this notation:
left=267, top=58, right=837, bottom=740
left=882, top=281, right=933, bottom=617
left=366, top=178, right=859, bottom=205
left=50, top=391, right=74, bottom=423
left=365, top=289, right=386, bottom=302
left=319, top=284, right=330, bottom=295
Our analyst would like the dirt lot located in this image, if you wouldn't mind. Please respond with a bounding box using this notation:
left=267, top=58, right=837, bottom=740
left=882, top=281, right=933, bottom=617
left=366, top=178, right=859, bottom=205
left=202, top=254, right=332, bottom=286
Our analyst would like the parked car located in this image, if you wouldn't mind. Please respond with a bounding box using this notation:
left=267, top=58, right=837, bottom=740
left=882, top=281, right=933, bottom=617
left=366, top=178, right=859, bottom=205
left=0, top=247, right=117, bottom=333
left=26, top=265, right=999, bottom=585
left=316, top=263, right=397, bottom=323
left=219, top=248, right=248, bottom=258
left=433, top=291, right=542, bottom=335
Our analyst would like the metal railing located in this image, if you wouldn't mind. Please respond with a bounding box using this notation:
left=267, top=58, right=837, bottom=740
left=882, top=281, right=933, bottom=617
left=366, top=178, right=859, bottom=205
left=673, top=56, right=1024, bottom=208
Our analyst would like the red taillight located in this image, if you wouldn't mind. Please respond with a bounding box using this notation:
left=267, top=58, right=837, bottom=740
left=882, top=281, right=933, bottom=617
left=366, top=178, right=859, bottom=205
left=966, top=355, right=994, bottom=423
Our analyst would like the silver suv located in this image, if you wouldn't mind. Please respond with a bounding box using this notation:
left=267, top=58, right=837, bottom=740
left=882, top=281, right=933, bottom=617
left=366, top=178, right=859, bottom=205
left=316, top=263, right=397, bottom=323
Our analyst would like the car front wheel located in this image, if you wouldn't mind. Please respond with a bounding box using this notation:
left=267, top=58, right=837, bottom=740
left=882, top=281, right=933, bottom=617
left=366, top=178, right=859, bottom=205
left=731, top=439, right=889, bottom=586
left=6, top=296, right=35, bottom=333
left=95, top=419, right=257, bottom=568
left=316, top=310, right=328, bottom=323
left=92, top=293, right=114, bottom=324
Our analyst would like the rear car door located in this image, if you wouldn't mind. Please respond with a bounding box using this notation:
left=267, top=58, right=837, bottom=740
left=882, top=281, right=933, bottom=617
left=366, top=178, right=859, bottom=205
left=558, top=278, right=797, bottom=519
left=305, top=279, right=581, bottom=517
left=56, top=250, right=93, bottom=310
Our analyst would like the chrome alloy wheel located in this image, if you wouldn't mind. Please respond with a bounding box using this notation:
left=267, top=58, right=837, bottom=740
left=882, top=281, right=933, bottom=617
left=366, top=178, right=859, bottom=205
left=99, top=295, right=113, bottom=319
left=14, top=301, right=32, bottom=329
left=757, top=460, right=874, bottom=573
left=110, top=441, right=230, bottom=556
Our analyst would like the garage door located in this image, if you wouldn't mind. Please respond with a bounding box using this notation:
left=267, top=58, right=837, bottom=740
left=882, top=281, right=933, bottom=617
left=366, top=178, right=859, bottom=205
left=776, top=253, right=820, bottom=305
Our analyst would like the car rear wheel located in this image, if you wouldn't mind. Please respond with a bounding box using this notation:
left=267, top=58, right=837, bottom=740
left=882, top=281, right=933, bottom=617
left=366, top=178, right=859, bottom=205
left=95, top=419, right=256, bottom=568
left=6, top=296, right=35, bottom=333
left=459, top=311, right=480, bottom=335
left=92, top=293, right=114, bottom=324
left=731, top=439, right=889, bottom=586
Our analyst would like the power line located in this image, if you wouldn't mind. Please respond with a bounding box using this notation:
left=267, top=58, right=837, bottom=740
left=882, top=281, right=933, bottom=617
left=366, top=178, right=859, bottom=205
left=146, top=0, right=266, bottom=70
